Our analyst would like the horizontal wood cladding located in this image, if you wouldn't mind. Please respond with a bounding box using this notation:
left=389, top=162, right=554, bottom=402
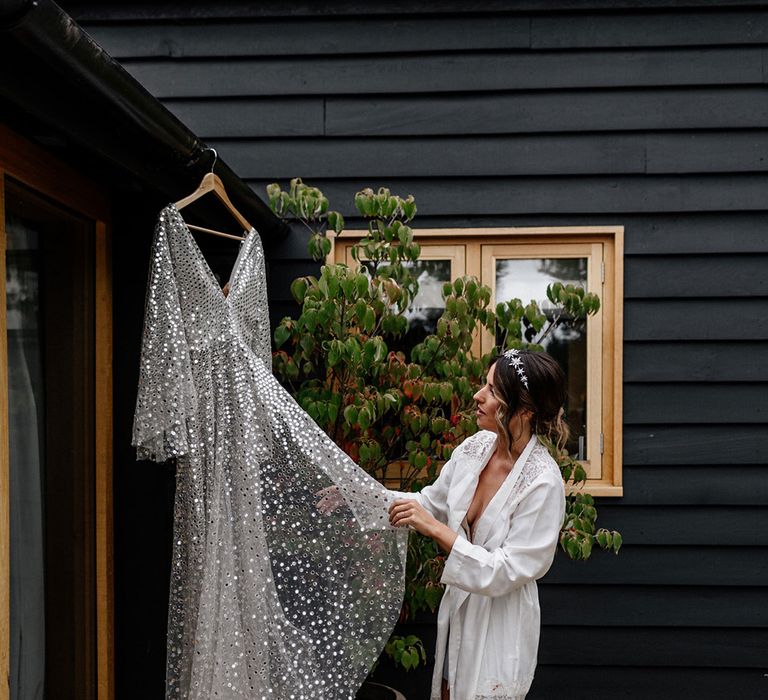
left=80, top=10, right=768, bottom=58
left=624, top=254, right=768, bottom=297
left=624, top=342, right=768, bottom=381
left=622, top=426, right=768, bottom=464
left=204, top=132, right=768, bottom=179
left=161, top=88, right=768, bottom=137
left=624, top=299, right=768, bottom=340
left=164, top=98, right=325, bottom=138
left=537, top=627, right=768, bottom=667
left=121, top=48, right=766, bottom=99
left=530, top=666, right=766, bottom=699
left=540, top=586, right=768, bottom=626
left=624, top=384, right=768, bottom=423
left=243, top=175, right=768, bottom=216
left=591, top=506, right=768, bottom=544
left=545, top=546, right=768, bottom=585
left=272, top=213, right=768, bottom=255
left=78, top=17, right=531, bottom=57
left=68, top=3, right=768, bottom=24
left=620, top=466, right=768, bottom=505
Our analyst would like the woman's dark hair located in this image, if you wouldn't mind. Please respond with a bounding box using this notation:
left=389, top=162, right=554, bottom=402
left=488, top=349, right=569, bottom=455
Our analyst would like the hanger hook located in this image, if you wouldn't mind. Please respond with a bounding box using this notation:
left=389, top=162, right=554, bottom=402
left=205, top=147, right=218, bottom=174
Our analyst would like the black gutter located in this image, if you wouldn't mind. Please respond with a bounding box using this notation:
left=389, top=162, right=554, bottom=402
left=0, top=0, right=287, bottom=239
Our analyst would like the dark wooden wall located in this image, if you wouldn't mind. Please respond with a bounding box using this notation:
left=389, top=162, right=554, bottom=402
left=63, top=1, right=768, bottom=697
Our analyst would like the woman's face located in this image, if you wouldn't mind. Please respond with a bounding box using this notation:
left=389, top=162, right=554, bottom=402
left=473, top=363, right=501, bottom=432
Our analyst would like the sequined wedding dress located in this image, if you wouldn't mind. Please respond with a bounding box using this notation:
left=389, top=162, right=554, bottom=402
left=132, top=203, right=408, bottom=700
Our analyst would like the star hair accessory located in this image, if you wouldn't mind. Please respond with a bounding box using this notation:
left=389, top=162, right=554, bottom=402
left=503, top=348, right=530, bottom=390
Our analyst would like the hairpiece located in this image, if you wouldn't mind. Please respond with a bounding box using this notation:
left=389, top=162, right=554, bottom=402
left=503, top=348, right=529, bottom=390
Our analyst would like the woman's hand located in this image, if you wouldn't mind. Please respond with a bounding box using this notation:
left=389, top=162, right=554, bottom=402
left=389, top=499, right=437, bottom=535
left=389, top=499, right=459, bottom=553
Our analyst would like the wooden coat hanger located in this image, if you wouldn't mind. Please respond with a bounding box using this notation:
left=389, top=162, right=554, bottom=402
left=174, top=148, right=253, bottom=241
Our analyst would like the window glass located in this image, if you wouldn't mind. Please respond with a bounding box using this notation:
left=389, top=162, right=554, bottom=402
left=364, top=259, right=452, bottom=354
left=495, top=257, right=588, bottom=459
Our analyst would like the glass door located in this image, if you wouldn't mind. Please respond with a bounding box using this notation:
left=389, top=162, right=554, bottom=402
left=4, top=178, right=97, bottom=700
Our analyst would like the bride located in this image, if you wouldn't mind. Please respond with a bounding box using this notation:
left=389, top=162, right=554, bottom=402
left=387, top=348, right=567, bottom=700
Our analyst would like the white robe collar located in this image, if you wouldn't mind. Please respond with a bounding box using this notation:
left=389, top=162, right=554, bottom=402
left=447, top=432, right=539, bottom=547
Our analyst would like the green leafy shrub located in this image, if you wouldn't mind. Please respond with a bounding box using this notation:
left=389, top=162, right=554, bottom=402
left=267, top=178, right=621, bottom=670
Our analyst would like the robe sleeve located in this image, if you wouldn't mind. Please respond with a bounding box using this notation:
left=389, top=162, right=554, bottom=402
left=131, top=220, right=197, bottom=463
left=439, top=470, right=565, bottom=597
left=386, top=451, right=458, bottom=524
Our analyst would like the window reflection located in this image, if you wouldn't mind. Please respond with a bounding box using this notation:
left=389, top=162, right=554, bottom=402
left=364, top=259, right=452, bottom=354
left=495, top=257, right=588, bottom=460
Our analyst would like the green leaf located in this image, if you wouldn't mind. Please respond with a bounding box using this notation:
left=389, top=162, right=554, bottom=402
left=373, top=337, right=388, bottom=363
left=364, top=307, right=376, bottom=334
left=612, top=531, right=623, bottom=554
left=343, top=405, right=358, bottom=426
left=356, top=274, right=369, bottom=298
left=358, top=406, right=371, bottom=430
left=424, top=585, right=443, bottom=611
left=327, top=340, right=341, bottom=367
left=565, top=537, right=581, bottom=560
left=327, top=210, right=345, bottom=234
left=274, top=324, right=291, bottom=348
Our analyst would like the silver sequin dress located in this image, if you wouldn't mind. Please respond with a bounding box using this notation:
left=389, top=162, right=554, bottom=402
left=132, top=203, right=408, bottom=700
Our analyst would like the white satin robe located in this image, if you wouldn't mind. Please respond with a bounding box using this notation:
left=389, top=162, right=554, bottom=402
left=389, top=430, right=566, bottom=700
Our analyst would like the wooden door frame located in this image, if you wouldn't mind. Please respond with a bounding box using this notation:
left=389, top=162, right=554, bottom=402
left=0, top=123, right=113, bottom=700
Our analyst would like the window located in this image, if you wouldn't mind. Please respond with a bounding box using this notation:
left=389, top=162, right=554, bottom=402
left=331, top=227, right=623, bottom=497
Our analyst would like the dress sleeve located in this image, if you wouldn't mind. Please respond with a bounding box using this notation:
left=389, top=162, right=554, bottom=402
left=386, top=451, right=458, bottom=524
left=131, top=220, right=197, bottom=463
left=439, top=470, right=565, bottom=597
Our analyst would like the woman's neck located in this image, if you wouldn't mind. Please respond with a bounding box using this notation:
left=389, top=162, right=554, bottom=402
left=495, top=430, right=533, bottom=465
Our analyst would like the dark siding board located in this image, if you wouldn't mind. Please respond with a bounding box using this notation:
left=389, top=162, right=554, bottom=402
left=325, top=213, right=768, bottom=255
left=325, top=88, right=768, bottom=136
left=529, top=666, right=767, bottom=700
left=646, top=131, right=768, bottom=174
left=532, top=10, right=768, bottom=48
left=620, top=466, right=768, bottom=505
left=164, top=98, right=325, bottom=138
left=544, top=545, right=768, bottom=585
left=82, top=16, right=530, bottom=58
left=167, top=88, right=768, bottom=138
left=625, top=299, right=768, bottom=341
left=624, top=342, right=768, bottom=381
left=266, top=260, right=318, bottom=301
left=537, top=627, right=768, bottom=667
left=623, top=425, right=768, bottom=465
left=268, top=302, right=302, bottom=332
left=62, top=1, right=768, bottom=21
left=277, top=212, right=768, bottom=255
left=540, top=586, right=768, bottom=627
left=245, top=175, right=768, bottom=216
left=82, top=11, right=768, bottom=59
left=209, top=132, right=768, bottom=179
left=593, top=506, right=768, bottom=545
left=262, top=227, right=313, bottom=260
left=121, top=48, right=763, bottom=99
left=625, top=255, right=768, bottom=297
left=211, top=135, right=648, bottom=179
left=623, top=384, right=768, bottom=423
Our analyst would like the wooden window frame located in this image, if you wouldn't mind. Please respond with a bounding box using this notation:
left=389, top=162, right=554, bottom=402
left=329, top=226, right=624, bottom=497
left=0, top=124, right=114, bottom=700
